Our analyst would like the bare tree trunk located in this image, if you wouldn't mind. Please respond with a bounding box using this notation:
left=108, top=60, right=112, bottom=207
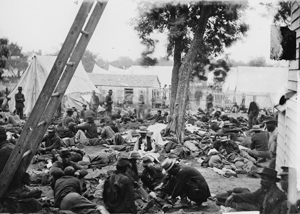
left=171, top=5, right=212, bottom=143
left=170, top=37, right=182, bottom=115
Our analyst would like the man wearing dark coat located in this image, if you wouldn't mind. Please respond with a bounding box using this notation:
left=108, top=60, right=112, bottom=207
left=161, top=158, right=211, bottom=207
left=15, top=86, right=25, bottom=119
left=103, top=158, right=137, bottom=214
left=225, top=167, right=286, bottom=214
left=248, top=95, right=259, bottom=129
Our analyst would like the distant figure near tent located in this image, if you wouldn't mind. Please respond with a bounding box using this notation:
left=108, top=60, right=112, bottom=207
left=248, top=96, right=259, bottom=129
left=194, top=87, right=203, bottom=106
left=206, top=91, right=214, bottom=112
left=89, top=90, right=100, bottom=116
left=137, top=91, right=145, bottom=119
left=240, top=93, right=246, bottom=112
left=15, top=86, right=25, bottom=119
left=105, top=89, right=113, bottom=116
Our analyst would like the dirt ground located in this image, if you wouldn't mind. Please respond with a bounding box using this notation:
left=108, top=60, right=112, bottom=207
left=29, top=145, right=261, bottom=214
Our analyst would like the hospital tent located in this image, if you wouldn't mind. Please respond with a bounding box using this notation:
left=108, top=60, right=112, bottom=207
left=9, top=55, right=100, bottom=116
left=222, top=66, right=288, bottom=105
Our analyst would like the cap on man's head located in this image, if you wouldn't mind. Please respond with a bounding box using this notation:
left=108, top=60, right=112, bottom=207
left=128, top=151, right=141, bottom=160
left=108, top=89, right=113, bottom=93
left=0, top=127, right=6, bottom=135
left=47, top=125, right=56, bottom=133
left=61, top=148, right=71, bottom=157
left=117, top=157, right=130, bottom=167
left=66, top=107, right=74, bottom=112
left=18, top=86, right=22, bottom=90
left=263, top=116, right=276, bottom=124
left=142, top=156, right=153, bottom=166
left=161, top=158, right=176, bottom=172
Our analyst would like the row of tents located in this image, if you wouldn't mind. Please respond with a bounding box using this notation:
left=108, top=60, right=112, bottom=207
left=9, top=55, right=288, bottom=116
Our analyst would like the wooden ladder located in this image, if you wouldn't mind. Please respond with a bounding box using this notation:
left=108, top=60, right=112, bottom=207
left=0, top=0, right=107, bottom=197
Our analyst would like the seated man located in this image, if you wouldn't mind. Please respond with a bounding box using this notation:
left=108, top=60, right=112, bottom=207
left=103, top=158, right=137, bottom=214
left=0, top=127, right=43, bottom=213
left=245, top=125, right=270, bottom=161
left=62, top=108, right=75, bottom=128
left=134, top=126, right=157, bottom=153
left=80, top=104, right=87, bottom=120
left=74, top=110, right=99, bottom=145
left=50, top=148, right=87, bottom=187
left=161, top=158, right=211, bottom=207
left=38, top=125, right=62, bottom=154
left=54, top=166, right=106, bottom=213
left=147, top=110, right=164, bottom=123
left=140, top=156, right=165, bottom=191
left=225, top=167, right=286, bottom=214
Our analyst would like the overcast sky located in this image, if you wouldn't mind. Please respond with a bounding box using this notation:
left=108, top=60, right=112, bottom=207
left=0, top=0, right=285, bottom=64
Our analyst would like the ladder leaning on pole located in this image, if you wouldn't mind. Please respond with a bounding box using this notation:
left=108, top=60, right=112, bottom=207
left=0, top=0, right=107, bottom=197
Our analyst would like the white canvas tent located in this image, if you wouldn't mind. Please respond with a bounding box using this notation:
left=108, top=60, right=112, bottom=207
left=9, top=55, right=100, bottom=116
left=222, top=66, right=288, bottom=104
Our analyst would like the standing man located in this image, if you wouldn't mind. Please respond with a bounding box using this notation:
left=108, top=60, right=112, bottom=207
left=194, top=86, right=203, bottom=107
left=137, top=91, right=145, bottom=119
left=80, top=104, right=87, bottom=120
left=15, top=86, right=25, bottom=119
left=248, top=95, right=259, bottom=129
left=89, top=90, right=100, bottom=116
left=206, top=91, right=214, bottom=113
left=105, top=89, right=113, bottom=117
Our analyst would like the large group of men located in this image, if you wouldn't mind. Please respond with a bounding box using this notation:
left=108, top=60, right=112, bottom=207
left=0, top=87, right=298, bottom=214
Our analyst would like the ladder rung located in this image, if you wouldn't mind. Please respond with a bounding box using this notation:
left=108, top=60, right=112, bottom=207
left=81, top=30, right=89, bottom=36
left=51, top=92, right=61, bottom=97
left=37, top=121, right=46, bottom=127
left=66, top=62, right=75, bottom=66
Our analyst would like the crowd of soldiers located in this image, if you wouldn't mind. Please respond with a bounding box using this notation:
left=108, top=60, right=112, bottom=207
left=0, top=88, right=298, bottom=214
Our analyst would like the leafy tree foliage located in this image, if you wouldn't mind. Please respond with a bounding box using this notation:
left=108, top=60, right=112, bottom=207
left=273, top=1, right=291, bottom=26
left=81, top=50, right=98, bottom=73
left=0, top=38, right=10, bottom=79
left=134, top=1, right=248, bottom=114
left=248, top=56, right=268, bottom=67
left=6, top=42, right=28, bottom=76
left=110, top=56, right=134, bottom=69
left=135, top=2, right=249, bottom=142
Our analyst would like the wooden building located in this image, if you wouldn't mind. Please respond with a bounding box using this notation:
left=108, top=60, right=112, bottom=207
left=275, top=1, right=300, bottom=192
left=88, top=73, right=161, bottom=106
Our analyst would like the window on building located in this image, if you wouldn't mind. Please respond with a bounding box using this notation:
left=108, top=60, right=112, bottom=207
left=124, top=88, right=133, bottom=104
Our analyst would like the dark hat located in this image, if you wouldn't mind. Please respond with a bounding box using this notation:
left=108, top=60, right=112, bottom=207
left=250, top=125, right=264, bottom=132
left=137, top=126, right=153, bottom=136
left=257, top=167, right=280, bottom=181
left=0, top=127, right=6, bottom=135
left=18, top=86, right=22, bottom=90
left=128, top=151, right=141, bottom=160
left=82, top=104, right=87, bottom=107
left=279, top=166, right=297, bottom=177
left=117, top=157, right=130, bottom=167
left=47, top=125, right=56, bottom=132
left=66, top=107, right=74, bottom=112
left=263, top=116, right=276, bottom=124
left=279, top=166, right=289, bottom=176
left=142, top=156, right=153, bottom=166
left=61, top=148, right=71, bottom=157
left=108, top=89, right=113, bottom=93
left=161, top=158, right=176, bottom=172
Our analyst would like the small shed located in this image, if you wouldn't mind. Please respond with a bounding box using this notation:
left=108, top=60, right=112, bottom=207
left=88, top=73, right=161, bottom=106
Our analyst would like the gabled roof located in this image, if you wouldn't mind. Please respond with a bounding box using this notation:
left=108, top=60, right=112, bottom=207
left=88, top=73, right=160, bottom=88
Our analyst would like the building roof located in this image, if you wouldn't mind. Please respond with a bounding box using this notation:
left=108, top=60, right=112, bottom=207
left=88, top=73, right=160, bottom=88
